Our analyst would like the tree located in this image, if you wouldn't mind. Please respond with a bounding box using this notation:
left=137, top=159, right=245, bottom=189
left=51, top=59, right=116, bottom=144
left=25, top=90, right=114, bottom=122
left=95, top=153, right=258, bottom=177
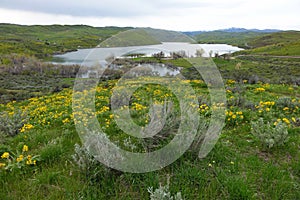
left=195, top=49, right=205, bottom=57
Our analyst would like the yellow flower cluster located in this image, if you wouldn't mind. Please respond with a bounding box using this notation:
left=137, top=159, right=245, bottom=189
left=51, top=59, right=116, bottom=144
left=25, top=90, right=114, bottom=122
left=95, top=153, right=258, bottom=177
left=191, top=80, right=204, bottom=84
left=1, top=152, right=10, bottom=159
left=227, top=79, right=236, bottom=85
left=274, top=118, right=291, bottom=126
left=198, top=104, right=209, bottom=113
left=26, top=155, right=37, bottom=165
left=22, top=145, right=28, bottom=152
left=16, top=155, right=24, bottom=162
left=259, top=101, right=275, bottom=107
left=226, top=111, right=244, bottom=121
left=62, top=118, right=70, bottom=124
left=132, top=103, right=147, bottom=111
left=255, top=87, right=266, bottom=92
left=20, top=124, right=34, bottom=133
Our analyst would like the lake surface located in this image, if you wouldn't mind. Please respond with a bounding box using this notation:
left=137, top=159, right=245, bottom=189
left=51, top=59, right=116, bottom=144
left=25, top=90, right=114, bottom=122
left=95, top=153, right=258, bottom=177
left=53, top=42, right=243, bottom=67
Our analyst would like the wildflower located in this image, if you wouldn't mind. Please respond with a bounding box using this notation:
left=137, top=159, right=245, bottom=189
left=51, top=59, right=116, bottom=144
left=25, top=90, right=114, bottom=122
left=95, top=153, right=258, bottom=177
left=62, top=118, right=70, bottom=124
left=292, top=117, right=296, bottom=123
left=16, top=155, right=24, bottom=162
left=232, top=115, right=237, bottom=119
left=283, top=107, right=289, bottom=111
left=255, top=87, right=265, bottom=92
left=22, top=145, right=29, bottom=152
left=20, top=124, right=34, bottom=133
left=230, top=161, right=234, bottom=165
left=0, top=163, right=5, bottom=168
left=1, top=152, right=9, bottom=159
left=282, top=118, right=290, bottom=124
left=265, top=108, right=270, bottom=112
left=208, top=163, right=213, bottom=167
left=227, top=80, right=236, bottom=85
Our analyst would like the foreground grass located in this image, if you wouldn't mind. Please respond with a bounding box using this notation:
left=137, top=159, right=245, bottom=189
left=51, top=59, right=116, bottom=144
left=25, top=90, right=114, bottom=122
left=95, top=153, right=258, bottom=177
left=0, top=77, right=299, bottom=199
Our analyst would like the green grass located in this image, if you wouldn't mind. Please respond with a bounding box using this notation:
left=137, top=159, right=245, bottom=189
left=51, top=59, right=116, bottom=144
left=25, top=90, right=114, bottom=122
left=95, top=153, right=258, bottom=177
left=0, top=23, right=130, bottom=58
left=0, top=76, right=299, bottom=199
left=234, top=31, right=300, bottom=56
left=0, top=25, right=300, bottom=199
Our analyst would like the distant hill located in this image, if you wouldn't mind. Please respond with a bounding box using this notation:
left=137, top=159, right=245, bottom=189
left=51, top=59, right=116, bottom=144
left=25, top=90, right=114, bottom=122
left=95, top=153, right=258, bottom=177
left=184, top=27, right=300, bottom=56
left=183, top=27, right=281, bottom=36
left=236, top=31, right=300, bottom=56
left=184, top=28, right=282, bottom=49
left=218, top=27, right=281, bottom=33
left=0, top=23, right=130, bottom=58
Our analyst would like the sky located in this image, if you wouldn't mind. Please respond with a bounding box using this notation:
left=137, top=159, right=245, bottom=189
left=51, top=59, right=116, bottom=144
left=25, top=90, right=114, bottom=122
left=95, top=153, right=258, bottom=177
left=0, top=0, right=299, bottom=31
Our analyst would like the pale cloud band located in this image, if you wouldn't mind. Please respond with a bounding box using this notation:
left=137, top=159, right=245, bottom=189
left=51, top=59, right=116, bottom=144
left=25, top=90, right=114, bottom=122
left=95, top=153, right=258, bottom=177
left=0, top=0, right=299, bottom=31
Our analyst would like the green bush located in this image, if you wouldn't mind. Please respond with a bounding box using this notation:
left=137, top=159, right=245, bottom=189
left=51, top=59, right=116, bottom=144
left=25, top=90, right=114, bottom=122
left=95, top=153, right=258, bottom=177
left=0, top=110, right=28, bottom=138
left=251, top=118, right=289, bottom=149
left=148, top=184, right=183, bottom=200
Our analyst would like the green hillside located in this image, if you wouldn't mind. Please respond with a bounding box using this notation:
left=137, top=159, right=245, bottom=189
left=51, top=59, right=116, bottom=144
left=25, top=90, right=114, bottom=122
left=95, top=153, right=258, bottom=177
left=98, top=29, right=161, bottom=47
left=194, top=31, right=268, bottom=48
left=237, top=31, right=300, bottom=56
left=0, top=24, right=130, bottom=58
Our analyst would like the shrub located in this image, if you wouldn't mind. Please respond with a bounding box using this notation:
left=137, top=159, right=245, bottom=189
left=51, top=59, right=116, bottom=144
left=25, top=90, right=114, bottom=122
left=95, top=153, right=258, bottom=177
left=148, top=183, right=183, bottom=200
left=251, top=118, right=289, bottom=149
left=0, top=110, right=28, bottom=138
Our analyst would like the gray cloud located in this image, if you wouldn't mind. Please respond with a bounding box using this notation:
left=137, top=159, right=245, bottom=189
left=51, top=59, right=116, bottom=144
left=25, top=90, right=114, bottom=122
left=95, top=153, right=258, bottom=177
left=0, top=0, right=299, bottom=31
left=0, top=0, right=157, bottom=17
left=0, top=0, right=242, bottom=18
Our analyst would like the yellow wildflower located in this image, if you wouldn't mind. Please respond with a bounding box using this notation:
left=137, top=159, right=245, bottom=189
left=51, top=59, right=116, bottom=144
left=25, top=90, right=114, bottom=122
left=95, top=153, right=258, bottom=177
left=16, top=155, right=24, bottom=162
left=0, top=163, right=5, bottom=168
left=255, top=87, right=265, bottom=92
left=1, top=152, right=9, bottom=159
left=20, top=124, right=34, bottom=133
left=62, top=118, right=70, bottom=124
left=282, top=118, right=290, bottom=124
left=22, top=145, right=29, bottom=152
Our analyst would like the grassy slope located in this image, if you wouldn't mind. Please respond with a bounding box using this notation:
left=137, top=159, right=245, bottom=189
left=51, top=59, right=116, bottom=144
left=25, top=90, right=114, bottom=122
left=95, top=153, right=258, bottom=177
left=235, top=31, right=300, bottom=56
left=0, top=25, right=300, bottom=199
left=193, top=30, right=300, bottom=56
left=0, top=24, right=130, bottom=58
left=0, top=79, right=299, bottom=199
left=193, top=31, right=268, bottom=48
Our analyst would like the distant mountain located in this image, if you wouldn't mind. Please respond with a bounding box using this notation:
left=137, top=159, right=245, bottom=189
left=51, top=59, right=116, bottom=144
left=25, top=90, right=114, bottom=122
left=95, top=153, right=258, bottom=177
left=183, top=28, right=281, bottom=36
left=219, top=27, right=281, bottom=33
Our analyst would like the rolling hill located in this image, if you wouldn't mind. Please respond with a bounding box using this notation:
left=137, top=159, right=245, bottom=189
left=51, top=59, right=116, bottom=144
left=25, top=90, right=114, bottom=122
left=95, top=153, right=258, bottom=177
left=0, top=23, right=130, bottom=58
left=236, top=31, right=300, bottom=56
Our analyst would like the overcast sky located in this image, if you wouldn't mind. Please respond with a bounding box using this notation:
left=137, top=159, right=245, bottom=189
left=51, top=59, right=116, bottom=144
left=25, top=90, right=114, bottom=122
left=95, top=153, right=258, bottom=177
left=0, top=0, right=299, bottom=31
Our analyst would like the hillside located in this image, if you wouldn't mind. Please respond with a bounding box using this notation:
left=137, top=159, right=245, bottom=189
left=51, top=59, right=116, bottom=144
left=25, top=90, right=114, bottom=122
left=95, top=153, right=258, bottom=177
left=191, top=31, right=269, bottom=48
left=0, top=24, right=130, bottom=58
left=236, top=31, right=300, bottom=56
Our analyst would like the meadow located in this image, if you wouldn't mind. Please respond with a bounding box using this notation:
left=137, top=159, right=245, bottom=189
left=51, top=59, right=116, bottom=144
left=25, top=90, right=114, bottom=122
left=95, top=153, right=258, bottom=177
left=0, top=69, right=299, bottom=199
left=0, top=25, right=300, bottom=199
